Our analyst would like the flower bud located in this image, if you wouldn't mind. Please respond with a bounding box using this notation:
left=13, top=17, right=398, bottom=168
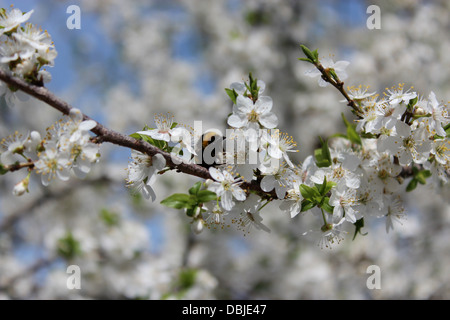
left=13, top=175, right=30, bottom=196
left=414, top=106, right=427, bottom=116
left=191, top=218, right=204, bottom=235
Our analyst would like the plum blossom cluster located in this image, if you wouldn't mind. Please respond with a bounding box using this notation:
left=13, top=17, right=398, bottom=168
left=0, top=6, right=448, bottom=250
left=0, top=7, right=57, bottom=106
left=0, top=108, right=100, bottom=194
left=127, top=47, right=449, bottom=248
left=129, top=75, right=304, bottom=235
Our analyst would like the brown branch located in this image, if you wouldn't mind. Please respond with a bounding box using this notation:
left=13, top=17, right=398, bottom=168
left=0, top=175, right=113, bottom=233
left=0, top=70, right=276, bottom=198
left=0, top=257, right=55, bottom=292
left=3, top=160, right=34, bottom=172
left=315, top=63, right=361, bottom=116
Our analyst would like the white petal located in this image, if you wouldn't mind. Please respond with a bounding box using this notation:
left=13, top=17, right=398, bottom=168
left=143, top=184, right=156, bottom=202
left=69, top=108, right=83, bottom=123
left=345, top=207, right=357, bottom=223
left=304, top=68, right=321, bottom=78
left=231, top=186, right=246, bottom=201
left=255, top=96, right=273, bottom=114
left=275, top=185, right=287, bottom=199
left=221, top=191, right=234, bottom=211
left=209, top=167, right=224, bottom=182
left=79, top=120, right=97, bottom=131
left=153, top=153, right=166, bottom=171
left=227, top=114, right=246, bottom=128
left=333, top=60, right=350, bottom=70
left=318, top=78, right=328, bottom=87
left=230, top=82, right=246, bottom=94
left=57, top=167, right=70, bottom=181
left=260, top=175, right=275, bottom=192
left=235, top=95, right=253, bottom=113
left=395, top=121, right=411, bottom=137
left=259, top=112, right=278, bottom=129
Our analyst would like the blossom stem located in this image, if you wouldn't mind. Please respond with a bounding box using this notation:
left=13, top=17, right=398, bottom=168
left=314, top=62, right=361, bottom=116
left=320, top=207, right=328, bottom=225
left=3, top=160, right=35, bottom=172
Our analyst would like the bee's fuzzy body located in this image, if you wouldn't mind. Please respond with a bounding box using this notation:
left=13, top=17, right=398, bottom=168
left=196, top=129, right=225, bottom=169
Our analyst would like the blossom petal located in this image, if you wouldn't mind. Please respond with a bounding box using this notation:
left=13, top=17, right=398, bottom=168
left=221, top=191, right=234, bottom=211
left=227, top=114, right=246, bottom=128
left=209, top=167, right=224, bottom=182
left=231, top=186, right=246, bottom=201
left=259, top=112, right=278, bottom=129
left=260, top=175, right=275, bottom=192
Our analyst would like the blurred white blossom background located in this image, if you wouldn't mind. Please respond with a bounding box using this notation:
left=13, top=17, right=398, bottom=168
left=0, top=0, right=449, bottom=299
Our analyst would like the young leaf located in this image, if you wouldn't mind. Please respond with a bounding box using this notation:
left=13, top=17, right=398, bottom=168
left=298, top=57, right=313, bottom=64
left=406, top=178, right=418, bottom=192
left=196, top=190, right=218, bottom=203
left=161, top=193, right=192, bottom=209
left=416, top=170, right=431, bottom=185
left=0, top=163, right=8, bottom=175
left=352, top=218, right=368, bottom=240
left=346, top=125, right=362, bottom=145
left=407, top=96, right=418, bottom=110
left=300, top=44, right=317, bottom=63
left=320, top=197, right=334, bottom=214
left=300, top=184, right=320, bottom=200
left=225, top=88, right=238, bottom=104
left=314, top=137, right=332, bottom=168
left=342, top=113, right=361, bottom=145
left=189, top=182, right=202, bottom=196
left=301, top=199, right=316, bottom=212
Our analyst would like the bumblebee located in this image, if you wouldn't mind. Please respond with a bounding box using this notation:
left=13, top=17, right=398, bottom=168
left=196, top=129, right=225, bottom=168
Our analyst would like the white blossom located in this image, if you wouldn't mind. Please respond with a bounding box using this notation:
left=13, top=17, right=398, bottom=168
left=305, top=57, right=349, bottom=87
left=227, top=95, right=278, bottom=131
left=207, top=167, right=246, bottom=211
left=0, top=8, right=34, bottom=35
left=126, top=151, right=166, bottom=201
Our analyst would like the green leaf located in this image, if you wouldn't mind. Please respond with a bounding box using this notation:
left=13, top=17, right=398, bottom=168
left=225, top=88, right=238, bottom=104
left=300, top=44, right=317, bottom=63
left=443, top=123, right=450, bottom=137
left=312, top=49, right=319, bottom=60
left=360, top=132, right=378, bottom=139
left=161, top=193, right=193, bottom=209
left=57, top=232, right=81, bottom=260
left=347, top=125, right=362, bottom=145
left=189, top=182, right=202, bottom=196
left=352, top=218, right=368, bottom=240
left=129, top=132, right=142, bottom=139
left=329, top=133, right=348, bottom=139
left=314, top=137, right=332, bottom=168
left=416, top=170, right=431, bottom=185
left=300, top=184, right=320, bottom=200
left=196, top=190, right=217, bottom=203
left=185, top=207, right=196, bottom=217
left=316, top=179, right=336, bottom=196
left=298, top=57, right=313, bottom=63
left=342, top=113, right=362, bottom=145
left=0, top=163, right=8, bottom=175
left=406, top=178, right=418, bottom=192
left=328, top=68, right=339, bottom=82
left=318, top=176, right=327, bottom=195
left=99, top=209, right=120, bottom=227
left=407, top=96, right=418, bottom=110
left=301, top=199, right=316, bottom=212
left=320, top=197, right=334, bottom=214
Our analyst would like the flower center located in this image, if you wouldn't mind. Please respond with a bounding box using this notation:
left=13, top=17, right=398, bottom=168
left=247, top=109, right=259, bottom=123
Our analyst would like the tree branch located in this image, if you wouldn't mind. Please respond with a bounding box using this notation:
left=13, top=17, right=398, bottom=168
left=0, top=70, right=276, bottom=198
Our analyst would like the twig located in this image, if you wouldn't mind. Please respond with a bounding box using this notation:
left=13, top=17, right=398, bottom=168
left=0, top=70, right=277, bottom=198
